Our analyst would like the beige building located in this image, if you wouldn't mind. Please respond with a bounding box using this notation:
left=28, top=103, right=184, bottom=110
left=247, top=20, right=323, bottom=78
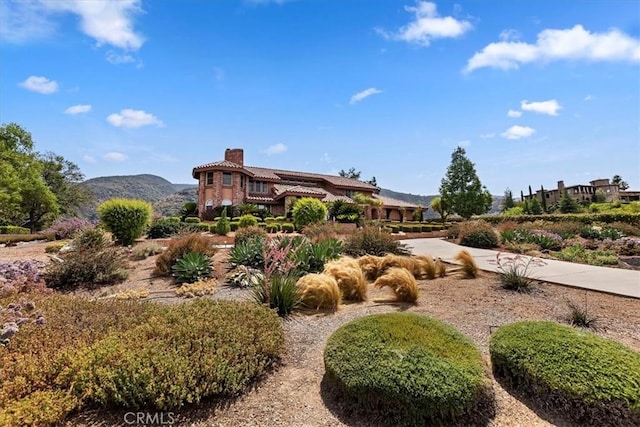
left=525, top=178, right=639, bottom=205
left=192, top=148, right=418, bottom=220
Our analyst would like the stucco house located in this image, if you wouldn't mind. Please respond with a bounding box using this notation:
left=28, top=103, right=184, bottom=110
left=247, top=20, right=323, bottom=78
left=192, top=148, right=419, bottom=221
left=524, top=179, right=640, bottom=205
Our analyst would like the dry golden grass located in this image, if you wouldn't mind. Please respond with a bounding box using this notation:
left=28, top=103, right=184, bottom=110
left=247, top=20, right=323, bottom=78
left=453, top=249, right=479, bottom=279
left=412, top=254, right=436, bottom=280
left=373, top=267, right=419, bottom=303
left=297, top=273, right=341, bottom=312
left=323, top=258, right=367, bottom=301
left=357, top=255, right=384, bottom=281
left=435, top=258, right=447, bottom=278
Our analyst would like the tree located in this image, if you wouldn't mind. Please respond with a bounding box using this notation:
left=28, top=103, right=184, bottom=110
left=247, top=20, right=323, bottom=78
left=40, top=152, right=93, bottom=217
left=367, top=176, right=378, bottom=187
left=339, top=167, right=361, bottom=180
left=612, top=175, right=629, bottom=191
left=558, top=193, right=580, bottom=213
left=529, top=198, right=543, bottom=215
left=430, top=196, right=449, bottom=224
left=502, top=189, right=515, bottom=212
left=540, top=185, right=547, bottom=212
left=215, top=207, right=231, bottom=235
left=439, top=147, right=492, bottom=219
left=593, top=189, right=607, bottom=203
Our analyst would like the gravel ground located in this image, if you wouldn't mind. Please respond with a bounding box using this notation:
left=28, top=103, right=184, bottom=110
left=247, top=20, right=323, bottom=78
left=2, top=240, right=639, bottom=426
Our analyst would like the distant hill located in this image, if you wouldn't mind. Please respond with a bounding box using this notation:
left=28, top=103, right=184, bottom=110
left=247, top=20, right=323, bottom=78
left=79, top=173, right=501, bottom=219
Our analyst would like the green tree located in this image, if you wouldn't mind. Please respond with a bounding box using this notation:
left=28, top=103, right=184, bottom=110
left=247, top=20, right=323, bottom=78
left=367, top=176, right=378, bottom=187
left=98, top=198, right=153, bottom=245
left=292, top=197, right=327, bottom=230
left=21, top=179, right=59, bottom=232
left=529, top=198, right=543, bottom=215
left=502, top=188, right=515, bottom=212
left=439, top=147, right=492, bottom=219
left=215, top=207, right=231, bottom=236
left=339, top=167, right=361, bottom=180
left=558, top=193, right=580, bottom=213
left=40, top=152, right=93, bottom=217
left=612, top=175, right=629, bottom=191
left=593, top=189, right=607, bottom=203
left=430, top=196, right=449, bottom=224
left=540, top=185, right=548, bottom=212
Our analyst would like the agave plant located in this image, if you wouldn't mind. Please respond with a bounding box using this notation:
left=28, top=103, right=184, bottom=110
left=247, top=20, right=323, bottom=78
left=172, top=252, right=212, bottom=284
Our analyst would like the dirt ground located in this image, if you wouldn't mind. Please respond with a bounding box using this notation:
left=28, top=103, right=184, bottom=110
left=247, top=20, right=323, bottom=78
left=2, top=238, right=639, bottom=427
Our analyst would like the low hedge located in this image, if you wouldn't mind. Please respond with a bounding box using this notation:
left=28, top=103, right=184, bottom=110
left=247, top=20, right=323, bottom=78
left=324, top=313, right=494, bottom=425
left=183, top=217, right=201, bottom=223
left=0, top=296, right=284, bottom=426
left=266, top=223, right=280, bottom=233
left=0, top=226, right=30, bottom=234
left=229, top=221, right=240, bottom=232
left=281, top=223, right=295, bottom=233
left=490, top=321, right=640, bottom=426
left=478, top=212, right=640, bottom=225
left=0, top=234, right=53, bottom=244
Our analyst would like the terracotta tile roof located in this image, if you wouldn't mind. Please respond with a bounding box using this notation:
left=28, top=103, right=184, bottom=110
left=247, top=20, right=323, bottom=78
left=273, top=184, right=326, bottom=197
left=193, top=160, right=243, bottom=170
left=246, top=196, right=275, bottom=203
left=322, top=193, right=354, bottom=203
left=244, top=167, right=281, bottom=180
left=372, top=194, right=418, bottom=208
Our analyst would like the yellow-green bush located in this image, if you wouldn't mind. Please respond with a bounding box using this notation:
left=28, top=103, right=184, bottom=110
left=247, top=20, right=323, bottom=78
left=0, top=295, right=285, bottom=426
left=491, top=321, right=640, bottom=426
left=97, top=198, right=153, bottom=246
left=324, top=313, right=494, bottom=425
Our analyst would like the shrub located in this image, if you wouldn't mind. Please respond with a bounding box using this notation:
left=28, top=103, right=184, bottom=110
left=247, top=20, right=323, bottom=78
left=41, top=217, right=93, bottom=240
left=453, top=249, right=479, bottom=279
left=252, top=273, right=300, bottom=317
left=302, top=222, right=339, bottom=243
left=234, top=225, right=268, bottom=246
left=297, top=273, right=341, bottom=311
left=293, top=238, right=343, bottom=274
left=266, top=223, right=280, bottom=233
left=491, top=253, right=546, bottom=292
left=230, top=221, right=240, bottom=232
left=324, top=313, right=493, bottom=425
left=490, top=321, right=640, bottom=425
left=292, top=197, right=327, bottom=230
left=0, top=297, right=285, bottom=425
left=44, top=242, right=66, bottom=254
left=373, top=267, right=418, bottom=303
left=214, top=207, right=231, bottom=236
left=566, top=296, right=600, bottom=329
left=154, top=233, right=217, bottom=276
left=147, top=218, right=183, bottom=239
left=344, top=226, right=411, bottom=257
left=280, top=223, right=295, bottom=233
left=0, top=226, right=30, bottom=234
left=44, top=247, right=128, bottom=290
left=183, top=216, right=200, bottom=224
left=610, top=221, right=640, bottom=237
left=457, top=221, right=499, bottom=249
left=322, top=257, right=366, bottom=301
left=543, top=221, right=583, bottom=239
left=72, top=227, right=109, bottom=252
left=237, top=214, right=258, bottom=228
left=225, top=266, right=263, bottom=288
left=172, top=252, right=212, bottom=284
left=97, top=198, right=153, bottom=246
left=554, top=245, right=618, bottom=266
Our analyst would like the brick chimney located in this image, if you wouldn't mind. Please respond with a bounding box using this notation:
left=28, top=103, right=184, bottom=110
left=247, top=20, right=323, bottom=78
left=224, top=148, right=244, bottom=166
left=557, top=180, right=565, bottom=195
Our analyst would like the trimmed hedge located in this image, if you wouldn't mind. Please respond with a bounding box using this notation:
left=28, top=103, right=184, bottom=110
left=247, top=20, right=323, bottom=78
left=183, top=217, right=201, bottom=224
left=281, top=223, right=295, bottom=233
left=266, top=223, right=280, bottom=233
left=0, top=226, right=30, bottom=234
left=324, top=313, right=494, bottom=425
left=478, top=212, right=640, bottom=225
left=490, top=321, right=640, bottom=426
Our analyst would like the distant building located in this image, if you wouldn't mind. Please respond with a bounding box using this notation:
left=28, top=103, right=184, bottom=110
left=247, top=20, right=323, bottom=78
left=192, top=148, right=418, bottom=220
left=524, top=178, right=640, bottom=204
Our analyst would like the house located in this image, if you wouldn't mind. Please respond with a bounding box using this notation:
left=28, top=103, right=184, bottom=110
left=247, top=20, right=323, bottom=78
left=524, top=178, right=639, bottom=205
left=192, top=148, right=419, bottom=221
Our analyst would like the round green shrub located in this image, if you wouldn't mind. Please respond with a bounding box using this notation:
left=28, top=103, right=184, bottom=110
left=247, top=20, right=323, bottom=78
left=214, top=207, right=230, bottom=236
left=235, top=225, right=268, bottom=245
left=490, top=321, right=640, bottom=426
left=238, top=214, right=259, bottom=228
left=147, top=219, right=182, bottom=239
left=183, top=217, right=201, bottom=224
left=266, top=223, right=280, bottom=233
left=97, top=198, right=153, bottom=246
left=280, top=223, right=295, bottom=233
left=292, top=197, right=327, bottom=230
left=460, top=229, right=499, bottom=249
left=324, top=313, right=493, bottom=425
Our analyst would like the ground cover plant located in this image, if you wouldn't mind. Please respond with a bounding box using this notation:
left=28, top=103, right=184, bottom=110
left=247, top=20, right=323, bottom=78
left=324, top=313, right=494, bottom=425
left=490, top=321, right=640, bottom=426
left=0, top=295, right=285, bottom=426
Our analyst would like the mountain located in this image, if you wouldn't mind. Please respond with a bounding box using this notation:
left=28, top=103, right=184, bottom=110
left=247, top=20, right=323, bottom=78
left=79, top=173, right=502, bottom=219
left=79, top=174, right=197, bottom=219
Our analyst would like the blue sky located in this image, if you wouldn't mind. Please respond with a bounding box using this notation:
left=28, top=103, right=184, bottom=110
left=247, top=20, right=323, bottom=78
left=1, top=0, right=639, bottom=196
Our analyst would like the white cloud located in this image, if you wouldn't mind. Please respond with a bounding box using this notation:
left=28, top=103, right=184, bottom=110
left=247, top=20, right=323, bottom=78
left=350, top=88, right=382, bottom=104
left=378, top=1, right=472, bottom=46
left=0, top=0, right=56, bottom=43
left=499, top=29, right=521, bottom=42
left=82, top=155, right=96, bottom=164
left=43, top=0, right=144, bottom=50
left=501, top=125, right=536, bottom=140
left=19, top=75, right=58, bottom=94
left=106, top=109, right=164, bottom=128
left=521, top=99, right=562, bottom=116
left=457, top=140, right=471, bottom=148
left=64, top=104, right=92, bottom=115
left=466, top=25, right=640, bottom=72
left=103, top=152, right=127, bottom=162
left=266, top=143, right=287, bottom=155
left=507, top=109, right=522, bottom=118
left=105, top=51, right=142, bottom=67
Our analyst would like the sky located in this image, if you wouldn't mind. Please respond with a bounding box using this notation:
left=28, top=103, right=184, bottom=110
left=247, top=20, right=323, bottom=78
left=1, top=0, right=639, bottom=197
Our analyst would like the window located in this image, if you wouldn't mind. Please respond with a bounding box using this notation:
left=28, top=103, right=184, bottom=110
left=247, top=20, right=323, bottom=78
left=222, top=172, right=232, bottom=186
left=345, top=190, right=354, bottom=198
left=249, top=180, right=268, bottom=193
left=240, top=176, right=245, bottom=188
left=206, top=172, right=213, bottom=185
left=546, top=193, right=550, bottom=198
